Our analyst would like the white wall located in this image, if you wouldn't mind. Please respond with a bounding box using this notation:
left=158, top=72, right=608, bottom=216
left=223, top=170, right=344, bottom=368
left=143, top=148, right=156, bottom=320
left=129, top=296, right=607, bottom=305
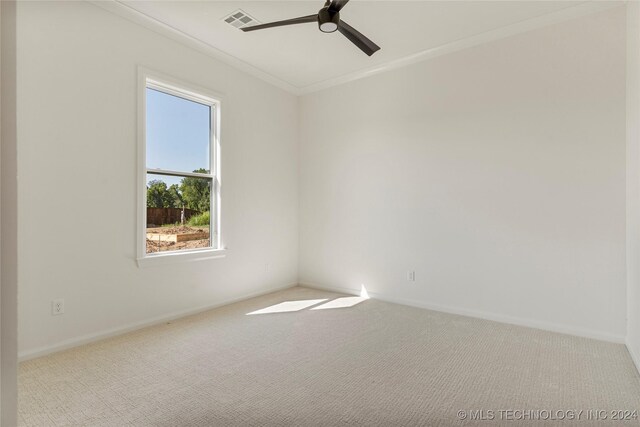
left=17, top=1, right=299, bottom=358
left=299, top=7, right=627, bottom=342
left=627, top=1, right=640, bottom=370
left=1, top=1, right=18, bottom=424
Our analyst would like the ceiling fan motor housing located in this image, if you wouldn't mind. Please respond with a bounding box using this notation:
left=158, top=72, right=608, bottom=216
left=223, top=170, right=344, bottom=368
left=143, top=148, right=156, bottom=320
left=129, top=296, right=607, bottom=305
left=318, top=8, right=339, bottom=33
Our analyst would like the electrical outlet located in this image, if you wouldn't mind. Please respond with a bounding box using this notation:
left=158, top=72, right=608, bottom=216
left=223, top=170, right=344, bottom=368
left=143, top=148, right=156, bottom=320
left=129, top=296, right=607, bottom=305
left=52, top=298, right=64, bottom=315
left=265, top=263, right=271, bottom=273
left=407, top=270, right=416, bottom=282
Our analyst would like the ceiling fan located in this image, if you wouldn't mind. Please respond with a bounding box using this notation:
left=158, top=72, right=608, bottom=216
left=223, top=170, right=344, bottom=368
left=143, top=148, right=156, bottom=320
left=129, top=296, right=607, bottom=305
left=240, top=0, right=381, bottom=56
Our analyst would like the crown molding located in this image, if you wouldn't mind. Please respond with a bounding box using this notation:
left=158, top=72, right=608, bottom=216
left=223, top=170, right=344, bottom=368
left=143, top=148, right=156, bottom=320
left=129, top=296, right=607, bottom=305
left=89, top=0, right=622, bottom=97
left=88, top=0, right=300, bottom=95
left=298, top=1, right=624, bottom=95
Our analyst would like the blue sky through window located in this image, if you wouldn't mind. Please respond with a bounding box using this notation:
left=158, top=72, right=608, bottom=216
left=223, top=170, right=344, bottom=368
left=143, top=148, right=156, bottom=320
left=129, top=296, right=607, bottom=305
left=146, top=88, right=210, bottom=178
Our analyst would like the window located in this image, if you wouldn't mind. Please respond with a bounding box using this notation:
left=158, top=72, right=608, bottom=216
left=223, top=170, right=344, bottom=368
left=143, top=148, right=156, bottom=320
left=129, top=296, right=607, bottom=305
left=138, top=71, right=222, bottom=265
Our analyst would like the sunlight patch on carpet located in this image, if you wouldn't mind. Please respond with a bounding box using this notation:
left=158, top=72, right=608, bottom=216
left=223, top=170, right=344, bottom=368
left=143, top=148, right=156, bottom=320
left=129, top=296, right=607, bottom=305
left=311, top=296, right=368, bottom=310
left=246, top=299, right=328, bottom=315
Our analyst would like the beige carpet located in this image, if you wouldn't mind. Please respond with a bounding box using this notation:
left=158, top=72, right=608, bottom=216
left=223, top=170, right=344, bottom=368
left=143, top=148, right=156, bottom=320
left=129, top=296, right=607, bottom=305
left=19, top=286, right=640, bottom=426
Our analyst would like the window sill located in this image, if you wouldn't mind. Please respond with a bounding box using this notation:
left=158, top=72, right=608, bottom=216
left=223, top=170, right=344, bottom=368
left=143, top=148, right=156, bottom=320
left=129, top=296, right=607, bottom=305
left=137, top=248, right=227, bottom=268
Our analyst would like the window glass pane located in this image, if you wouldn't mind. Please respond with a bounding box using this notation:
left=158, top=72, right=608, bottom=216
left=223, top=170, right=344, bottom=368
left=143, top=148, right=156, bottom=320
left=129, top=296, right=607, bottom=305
left=146, top=88, right=211, bottom=174
left=146, top=173, right=212, bottom=254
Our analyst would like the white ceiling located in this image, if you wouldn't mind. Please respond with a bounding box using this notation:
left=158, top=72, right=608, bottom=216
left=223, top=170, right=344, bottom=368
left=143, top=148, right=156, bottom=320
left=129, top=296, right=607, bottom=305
left=116, top=1, right=608, bottom=92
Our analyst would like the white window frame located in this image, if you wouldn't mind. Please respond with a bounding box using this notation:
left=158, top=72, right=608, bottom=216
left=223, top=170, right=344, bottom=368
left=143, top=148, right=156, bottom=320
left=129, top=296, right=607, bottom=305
left=137, top=68, right=225, bottom=267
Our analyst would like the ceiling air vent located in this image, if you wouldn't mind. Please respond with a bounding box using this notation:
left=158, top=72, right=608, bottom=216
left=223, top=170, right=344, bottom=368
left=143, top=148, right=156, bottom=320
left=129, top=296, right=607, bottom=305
left=223, top=10, right=260, bottom=30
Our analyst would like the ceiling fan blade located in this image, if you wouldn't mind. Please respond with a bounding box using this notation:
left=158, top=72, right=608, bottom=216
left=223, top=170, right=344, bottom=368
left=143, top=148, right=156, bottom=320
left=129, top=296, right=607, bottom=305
left=337, top=20, right=380, bottom=56
left=328, top=0, right=350, bottom=13
left=241, top=14, right=317, bottom=32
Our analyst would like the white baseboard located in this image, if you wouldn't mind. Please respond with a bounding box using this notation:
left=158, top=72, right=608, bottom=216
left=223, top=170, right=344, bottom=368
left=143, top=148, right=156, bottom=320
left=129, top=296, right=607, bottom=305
left=18, top=283, right=297, bottom=362
left=626, top=341, right=640, bottom=376
left=21, top=281, right=626, bottom=362
left=299, top=282, right=626, bottom=344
